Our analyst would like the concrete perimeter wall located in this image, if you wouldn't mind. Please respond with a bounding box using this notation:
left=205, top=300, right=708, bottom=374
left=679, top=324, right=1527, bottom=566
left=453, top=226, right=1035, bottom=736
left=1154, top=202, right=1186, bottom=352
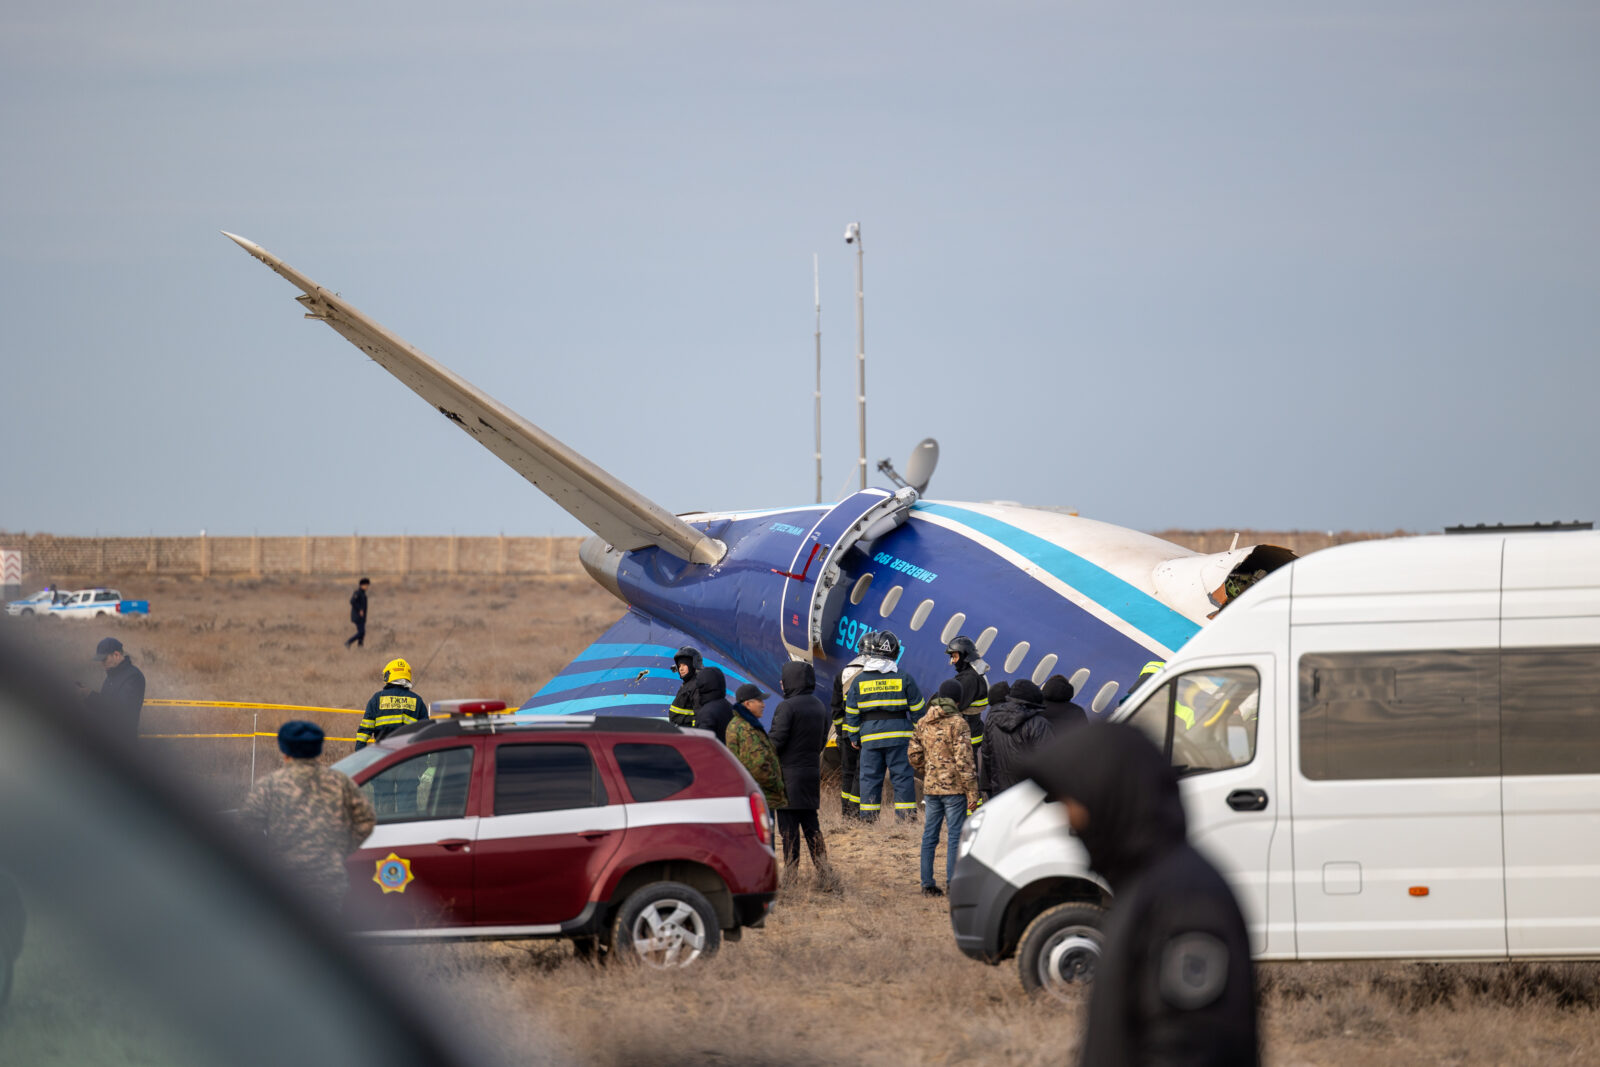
left=1, top=533, right=588, bottom=581
left=1, top=528, right=1397, bottom=584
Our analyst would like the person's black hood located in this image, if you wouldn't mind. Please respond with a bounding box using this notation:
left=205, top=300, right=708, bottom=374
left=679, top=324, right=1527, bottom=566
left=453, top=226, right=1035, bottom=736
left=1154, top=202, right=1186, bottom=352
left=987, top=681, right=1010, bottom=707
left=1024, top=722, right=1186, bottom=887
left=694, top=666, right=727, bottom=703
left=987, top=701, right=1043, bottom=733
left=780, top=661, right=815, bottom=697
left=1040, top=674, right=1088, bottom=730
left=1008, top=679, right=1043, bottom=707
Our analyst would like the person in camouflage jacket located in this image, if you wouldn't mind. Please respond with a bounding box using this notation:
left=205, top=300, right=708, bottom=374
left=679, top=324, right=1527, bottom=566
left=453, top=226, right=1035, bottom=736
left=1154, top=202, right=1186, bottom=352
left=727, top=684, right=789, bottom=811
left=908, top=679, right=980, bottom=894
left=238, top=721, right=376, bottom=912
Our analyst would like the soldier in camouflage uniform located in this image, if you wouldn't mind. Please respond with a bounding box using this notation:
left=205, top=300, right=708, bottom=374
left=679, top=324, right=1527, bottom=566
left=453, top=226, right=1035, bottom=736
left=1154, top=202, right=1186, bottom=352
left=726, top=683, right=788, bottom=811
left=238, top=721, right=376, bottom=913
left=908, top=679, right=980, bottom=896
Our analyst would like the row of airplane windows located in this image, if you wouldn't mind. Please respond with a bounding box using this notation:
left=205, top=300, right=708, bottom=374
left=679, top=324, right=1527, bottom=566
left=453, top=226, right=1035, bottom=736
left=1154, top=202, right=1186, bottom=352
left=848, top=570, right=1111, bottom=701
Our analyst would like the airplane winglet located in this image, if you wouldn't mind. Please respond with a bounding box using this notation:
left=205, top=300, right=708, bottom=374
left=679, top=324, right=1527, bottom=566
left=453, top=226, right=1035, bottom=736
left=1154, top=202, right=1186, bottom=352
left=224, top=232, right=726, bottom=566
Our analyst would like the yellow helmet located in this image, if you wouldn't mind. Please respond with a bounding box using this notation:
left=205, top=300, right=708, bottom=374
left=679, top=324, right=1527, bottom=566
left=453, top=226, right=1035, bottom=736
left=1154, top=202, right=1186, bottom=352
left=383, top=658, right=413, bottom=685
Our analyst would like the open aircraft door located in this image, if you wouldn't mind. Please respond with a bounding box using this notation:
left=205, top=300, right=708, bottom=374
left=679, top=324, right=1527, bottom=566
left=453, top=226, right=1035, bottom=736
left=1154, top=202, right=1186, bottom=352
left=777, top=487, right=919, bottom=661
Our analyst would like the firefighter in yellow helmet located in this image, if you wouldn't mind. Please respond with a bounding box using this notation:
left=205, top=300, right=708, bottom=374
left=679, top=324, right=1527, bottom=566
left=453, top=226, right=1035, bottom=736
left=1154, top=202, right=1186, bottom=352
left=355, top=658, right=429, bottom=749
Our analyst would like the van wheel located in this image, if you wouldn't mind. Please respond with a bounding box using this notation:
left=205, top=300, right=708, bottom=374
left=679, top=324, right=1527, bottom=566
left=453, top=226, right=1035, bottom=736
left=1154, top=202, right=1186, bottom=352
left=611, top=882, right=720, bottom=969
left=1018, top=902, right=1105, bottom=1001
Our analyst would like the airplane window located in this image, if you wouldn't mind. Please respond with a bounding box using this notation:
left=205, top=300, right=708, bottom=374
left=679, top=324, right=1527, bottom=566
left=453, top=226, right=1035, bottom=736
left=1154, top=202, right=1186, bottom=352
left=1069, top=667, right=1091, bottom=693
left=1031, top=654, right=1059, bottom=686
left=1004, top=641, right=1030, bottom=673
left=878, top=585, right=904, bottom=618
left=975, top=627, right=998, bottom=656
left=940, top=612, right=967, bottom=644
left=849, top=573, right=873, bottom=605
left=909, top=599, right=935, bottom=631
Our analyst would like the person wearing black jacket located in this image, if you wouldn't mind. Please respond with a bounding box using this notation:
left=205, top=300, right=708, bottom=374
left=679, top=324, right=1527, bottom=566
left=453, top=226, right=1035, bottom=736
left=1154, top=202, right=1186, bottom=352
left=769, top=661, right=834, bottom=885
left=829, top=656, right=868, bottom=820
left=345, top=577, right=369, bottom=650
left=1039, top=674, right=1088, bottom=731
left=84, top=636, right=145, bottom=742
left=690, top=666, right=733, bottom=744
left=979, top=678, right=1052, bottom=797
left=1025, top=724, right=1258, bottom=1066
left=666, top=646, right=703, bottom=729
left=945, top=635, right=990, bottom=750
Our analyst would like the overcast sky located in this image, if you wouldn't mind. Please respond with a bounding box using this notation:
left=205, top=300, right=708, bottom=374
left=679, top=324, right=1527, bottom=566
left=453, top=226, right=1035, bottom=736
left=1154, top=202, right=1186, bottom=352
left=2, top=1, right=1595, bottom=538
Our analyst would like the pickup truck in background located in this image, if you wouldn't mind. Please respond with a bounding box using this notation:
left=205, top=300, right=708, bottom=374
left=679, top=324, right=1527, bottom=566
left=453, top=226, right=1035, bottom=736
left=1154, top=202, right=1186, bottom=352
left=47, top=588, right=150, bottom=620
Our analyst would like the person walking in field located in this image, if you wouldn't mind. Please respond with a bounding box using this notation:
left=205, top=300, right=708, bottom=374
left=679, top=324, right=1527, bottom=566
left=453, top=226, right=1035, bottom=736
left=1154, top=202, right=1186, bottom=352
left=237, top=721, right=376, bottom=914
left=345, top=577, right=370, bottom=650
left=727, top=684, right=788, bottom=812
left=908, top=679, right=980, bottom=897
left=769, top=661, right=834, bottom=887
left=355, top=658, right=428, bottom=749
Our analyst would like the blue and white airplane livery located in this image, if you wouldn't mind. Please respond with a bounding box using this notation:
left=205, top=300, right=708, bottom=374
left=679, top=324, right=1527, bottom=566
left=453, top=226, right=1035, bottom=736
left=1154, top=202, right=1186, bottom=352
left=226, top=233, right=1295, bottom=722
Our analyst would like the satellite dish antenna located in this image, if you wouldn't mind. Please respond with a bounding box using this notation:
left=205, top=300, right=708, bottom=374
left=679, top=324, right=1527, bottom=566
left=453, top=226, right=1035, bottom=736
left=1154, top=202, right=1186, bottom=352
left=904, top=438, right=939, bottom=495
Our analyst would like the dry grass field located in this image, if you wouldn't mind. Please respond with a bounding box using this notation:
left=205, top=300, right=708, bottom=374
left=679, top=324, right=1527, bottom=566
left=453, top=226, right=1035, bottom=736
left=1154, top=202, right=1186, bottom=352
left=6, top=572, right=1599, bottom=1065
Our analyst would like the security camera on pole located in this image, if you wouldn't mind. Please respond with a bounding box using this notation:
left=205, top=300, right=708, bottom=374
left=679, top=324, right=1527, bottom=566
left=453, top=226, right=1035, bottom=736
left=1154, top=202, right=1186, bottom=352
left=844, top=222, right=865, bottom=492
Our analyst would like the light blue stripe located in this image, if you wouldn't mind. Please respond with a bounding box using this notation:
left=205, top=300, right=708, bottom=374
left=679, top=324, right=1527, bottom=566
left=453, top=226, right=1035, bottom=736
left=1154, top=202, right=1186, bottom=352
left=517, top=694, right=673, bottom=715
left=565, top=643, right=750, bottom=685
left=536, top=667, right=682, bottom=695
left=912, top=503, right=1200, bottom=651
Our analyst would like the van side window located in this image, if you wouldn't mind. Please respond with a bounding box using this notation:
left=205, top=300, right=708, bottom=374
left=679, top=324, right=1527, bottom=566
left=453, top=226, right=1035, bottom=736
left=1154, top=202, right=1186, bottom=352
left=1173, top=668, right=1260, bottom=775
left=1298, top=650, right=1500, bottom=781
left=1502, top=646, right=1600, bottom=776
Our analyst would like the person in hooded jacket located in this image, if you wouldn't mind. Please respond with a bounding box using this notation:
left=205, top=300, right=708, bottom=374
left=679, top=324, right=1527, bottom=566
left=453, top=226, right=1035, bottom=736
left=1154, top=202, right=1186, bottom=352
left=768, top=662, right=834, bottom=884
left=986, top=680, right=1010, bottom=716
left=690, top=666, right=734, bottom=744
left=908, top=679, right=980, bottom=896
left=1039, top=674, right=1089, bottom=731
left=666, top=646, right=703, bottom=729
left=830, top=654, right=869, bottom=820
left=979, top=678, right=1052, bottom=797
left=1024, top=723, right=1258, bottom=1066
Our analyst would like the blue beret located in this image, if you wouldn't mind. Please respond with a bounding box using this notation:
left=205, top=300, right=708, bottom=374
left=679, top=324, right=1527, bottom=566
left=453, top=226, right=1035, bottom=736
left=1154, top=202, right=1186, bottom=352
left=277, top=720, right=325, bottom=759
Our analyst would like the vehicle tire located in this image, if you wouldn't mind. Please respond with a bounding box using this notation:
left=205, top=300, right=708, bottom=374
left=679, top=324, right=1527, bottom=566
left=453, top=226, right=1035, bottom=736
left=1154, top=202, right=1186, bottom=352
left=1017, top=902, right=1105, bottom=1002
left=610, top=881, right=721, bottom=969
left=18, top=609, right=31, bottom=618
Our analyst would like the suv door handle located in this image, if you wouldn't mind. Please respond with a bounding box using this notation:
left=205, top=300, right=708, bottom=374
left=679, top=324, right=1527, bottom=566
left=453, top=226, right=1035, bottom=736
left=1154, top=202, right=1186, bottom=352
left=1226, top=789, right=1268, bottom=812
left=436, top=838, right=472, bottom=851
left=579, top=830, right=613, bottom=840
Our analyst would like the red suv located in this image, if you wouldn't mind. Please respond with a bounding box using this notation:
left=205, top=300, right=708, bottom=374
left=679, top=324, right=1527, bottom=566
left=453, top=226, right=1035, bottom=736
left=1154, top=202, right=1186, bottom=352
left=331, top=711, right=778, bottom=967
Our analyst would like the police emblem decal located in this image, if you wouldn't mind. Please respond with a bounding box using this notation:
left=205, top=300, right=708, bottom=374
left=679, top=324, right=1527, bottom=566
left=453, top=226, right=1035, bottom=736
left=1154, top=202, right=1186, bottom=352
left=374, top=852, right=414, bottom=894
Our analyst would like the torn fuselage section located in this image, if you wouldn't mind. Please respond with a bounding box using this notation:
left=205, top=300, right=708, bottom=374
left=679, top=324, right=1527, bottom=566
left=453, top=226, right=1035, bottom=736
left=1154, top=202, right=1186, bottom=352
left=1152, top=543, right=1298, bottom=623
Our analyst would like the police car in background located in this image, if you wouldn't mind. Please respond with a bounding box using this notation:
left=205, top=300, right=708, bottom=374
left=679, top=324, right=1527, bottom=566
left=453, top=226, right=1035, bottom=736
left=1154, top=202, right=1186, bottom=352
left=45, top=588, right=149, bottom=620
left=5, top=589, right=67, bottom=617
left=332, top=702, right=778, bottom=966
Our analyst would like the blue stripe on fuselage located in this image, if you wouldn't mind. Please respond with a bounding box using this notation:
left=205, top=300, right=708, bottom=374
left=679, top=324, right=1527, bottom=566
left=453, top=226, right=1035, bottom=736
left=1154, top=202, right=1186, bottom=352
left=912, top=502, right=1200, bottom=652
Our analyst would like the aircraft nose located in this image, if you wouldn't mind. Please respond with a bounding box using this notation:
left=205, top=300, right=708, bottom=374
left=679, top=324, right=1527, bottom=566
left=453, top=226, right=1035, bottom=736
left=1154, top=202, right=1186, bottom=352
left=579, top=535, right=625, bottom=602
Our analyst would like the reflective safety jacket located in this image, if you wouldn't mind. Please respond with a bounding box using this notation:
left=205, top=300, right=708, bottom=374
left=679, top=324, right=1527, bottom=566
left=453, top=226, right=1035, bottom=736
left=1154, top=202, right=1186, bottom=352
left=667, top=674, right=699, bottom=729
left=843, top=666, right=926, bottom=749
left=356, top=683, right=429, bottom=749
left=953, top=662, right=989, bottom=746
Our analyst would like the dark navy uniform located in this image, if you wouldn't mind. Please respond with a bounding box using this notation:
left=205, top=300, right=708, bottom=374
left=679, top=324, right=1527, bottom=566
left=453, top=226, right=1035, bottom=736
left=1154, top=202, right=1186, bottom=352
left=844, top=664, right=926, bottom=820
left=355, top=683, right=427, bottom=748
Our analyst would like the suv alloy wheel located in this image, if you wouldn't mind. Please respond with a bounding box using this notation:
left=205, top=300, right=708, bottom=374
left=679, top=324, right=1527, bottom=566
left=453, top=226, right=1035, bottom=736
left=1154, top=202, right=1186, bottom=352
left=611, top=882, right=721, bottom=968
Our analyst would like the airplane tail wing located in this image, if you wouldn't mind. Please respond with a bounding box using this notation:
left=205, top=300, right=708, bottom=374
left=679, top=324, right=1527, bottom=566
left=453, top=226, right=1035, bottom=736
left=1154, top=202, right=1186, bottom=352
left=222, top=232, right=725, bottom=566
left=519, top=609, right=755, bottom=716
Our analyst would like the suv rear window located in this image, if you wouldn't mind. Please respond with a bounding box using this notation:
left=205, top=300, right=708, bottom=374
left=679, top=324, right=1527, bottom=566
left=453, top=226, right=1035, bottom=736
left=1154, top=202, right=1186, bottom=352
left=614, top=743, right=695, bottom=802
left=494, top=743, right=607, bottom=814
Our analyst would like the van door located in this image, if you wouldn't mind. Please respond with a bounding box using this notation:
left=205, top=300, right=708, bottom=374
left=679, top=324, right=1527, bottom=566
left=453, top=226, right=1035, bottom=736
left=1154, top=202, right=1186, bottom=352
left=1500, top=536, right=1600, bottom=956
left=1290, top=631, right=1505, bottom=958
left=1123, top=658, right=1279, bottom=955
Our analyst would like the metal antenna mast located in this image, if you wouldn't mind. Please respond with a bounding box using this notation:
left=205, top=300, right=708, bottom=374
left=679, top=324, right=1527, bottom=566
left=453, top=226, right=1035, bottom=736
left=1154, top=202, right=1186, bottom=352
left=814, top=254, right=823, bottom=503
left=845, top=222, right=865, bottom=491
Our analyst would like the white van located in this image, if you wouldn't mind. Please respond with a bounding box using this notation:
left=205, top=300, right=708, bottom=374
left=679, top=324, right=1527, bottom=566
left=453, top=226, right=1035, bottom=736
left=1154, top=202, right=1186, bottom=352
left=948, top=528, right=1600, bottom=999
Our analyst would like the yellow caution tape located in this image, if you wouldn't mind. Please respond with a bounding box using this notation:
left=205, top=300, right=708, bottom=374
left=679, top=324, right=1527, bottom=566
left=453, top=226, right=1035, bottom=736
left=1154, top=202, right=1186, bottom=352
left=143, top=731, right=361, bottom=743
left=146, top=699, right=364, bottom=716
